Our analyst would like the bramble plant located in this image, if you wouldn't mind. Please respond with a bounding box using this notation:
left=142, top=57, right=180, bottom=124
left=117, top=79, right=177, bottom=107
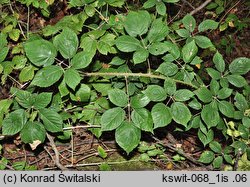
left=0, top=0, right=249, bottom=170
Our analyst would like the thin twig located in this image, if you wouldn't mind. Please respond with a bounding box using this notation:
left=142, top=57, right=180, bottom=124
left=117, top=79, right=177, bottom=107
left=189, top=0, right=212, bottom=16
left=8, top=2, right=27, bottom=40
left=27, top=6, right=30, bottom=39
left=70, top=121, right=74, bottom=166
left=82, top=72, right=198, bottom=89
left=44, top=146, right=54, bottom=163
left=181, top=0, right=195, bottom=9
left=0, top=162, right=15, bottom=171
left=152, top=135, right=211, bottom=170
left=219, top=0, right=241, bottom=23
left=233, top=149, right=242, bottom=171
left=46, top=133, right=69, bottom=171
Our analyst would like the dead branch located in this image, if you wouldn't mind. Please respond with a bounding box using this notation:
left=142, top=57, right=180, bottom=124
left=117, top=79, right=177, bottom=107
left=152, top=134, right=212, bottom=170
left=189, top=0, right=212, bottom=15
left=46, top=133, right=69, bottom=171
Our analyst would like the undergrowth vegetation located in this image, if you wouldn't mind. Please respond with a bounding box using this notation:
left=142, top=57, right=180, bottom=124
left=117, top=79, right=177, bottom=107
left=0, top=0, right=249, bottom=170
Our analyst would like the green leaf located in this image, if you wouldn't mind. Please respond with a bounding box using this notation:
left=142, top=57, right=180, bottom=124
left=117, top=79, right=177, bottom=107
left=0, top=47, right=9, bottom=63
left=182, top=40, right=198, bottom=63
left=0, top=157, right=8, bottom=170
left=59, top=79, right=69, bottom=97
left=71, top=84, right=91, bottom=102
left=209, top=141, right=222, bottom=153
left=20, top=121, right=46, bottom=144
left=227, top=74, right=247, bottom=88
left=168, top=42, right=181, bottom=59
left=24, top=39, right=57, bottom=67
left=218, top=100, right=235, bottom=118
left=33, top=92, right=53, bottom=109
left=229, top=57, right=250, bottom=75
left=130, top=94, right=150, bottom=109
left=188, top=98, right=202, bottom=110
left=97, top=146, right=108, bottom=159
left=156, top=62, right=178, bottom=76
left=194, top=86, right=213, bottom=103
left=147, top=18, right=169, bottom=43
left=31, top=65, right=63, bottom=87
left=2, top=109, right=27, bottom=135
left=131, top=108, right=153, bottom=132
left=163, top=0, right=180, bottom=3
left=133, top=49, right=149, bottom=64
left=19, top=65, right=36, bottom=82
left=99, top=163, right=111, bottom=171
left=13, top=89, right=33, bottom=109
left=234, top=93, right=248, bottom=111
left=182, top=14, right=196, bottom=32
left=143, top=85, right=167, bottom=102
left=9, top=29, right=20, bottom=41
left=115, top=121, right=141, bottom=154
left=220, top=78, right=229, bottom=88
left=194, top=35, right=214, bottom=49
left=176, top=29, right=190, bottom=38
left=53, top=28, right=79, bottom=59
left=108, top=88, right=128, bottom=107
left=12, top=161, right=25, bottom=170
left=206, top=68, right=221, bottom=80
left=0, top=99, right=12, bottom=114
left=71, top=51, right=94, bottom=69
left=80, top=36, right=97, bottom=54
left=13, top=89, right=51, bottom=110
left=97, top=33, right=116, bottom=55
left=199, top=151, right=215, bottom=164
left=156, top=1, right=166, bottom=15
left=243, top=117, right=250, bottom=128
left=148, top=42, right=171, bottom=55
left=115, top=35, right=141, bottom=52
left=224, top=154, right=233, bottom=164
left=0, top=64, right=3, bottom=75
left=164, top=78, right=176, bottom=95
left=231, top=141, right=248, bottom=154
left=101, top=107, right=125, bottom=131
left=198, top=129, right=211, bottom=146
left=12, top=55, right=27, bottom=70
left=174, top=89, right=194, bottom=101
left=152, top=103, right=172, bottom=129
left=213, top=51, right=225, bottom=72
left=217, top=88, right=233, bottom=100
left=210, top=79, right=220, bottom=95
left=124, top=10, right=151, bottom=37
left=109, top=56, right=125, bottom=66
left=39, top=108, right=63, bottom=132
left=213, top=156, right=223, bottom=168
left=201, top=103, right=220, bottom=128
left=64, top=68, right=81, bottom=90
left=92, top=80, right=112, bottom=96
left=105, top=0, right=125, bottom=7
left=198, top=19, right=219, bottom=32
left=171, top=102, right=191, bottom=126
left=190, top=56, right=202, bottom=65
left=143, top=0, right=155, bottom=8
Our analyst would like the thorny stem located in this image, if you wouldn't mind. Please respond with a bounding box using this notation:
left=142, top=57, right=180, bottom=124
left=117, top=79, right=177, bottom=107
left=81, top=72, right=198, bottom=89
left=63, top=125, right=101, bottom=130
left=125, top=76, right=131, bottom=122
